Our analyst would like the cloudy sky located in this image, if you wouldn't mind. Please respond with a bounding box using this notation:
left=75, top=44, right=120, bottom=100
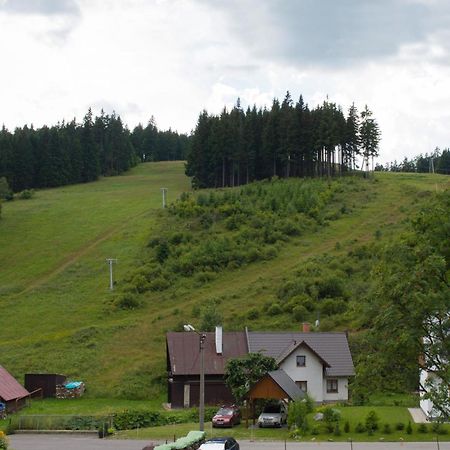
left=0, top=0, right=449, bottom=162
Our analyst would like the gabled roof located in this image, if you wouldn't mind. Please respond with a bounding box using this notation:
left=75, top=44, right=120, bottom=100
left=0, top=366, right=30, bottom=402
left=276, top=340, right=331, bottom=368
left=167, top=332, right=248, bottom=376
left=248, top=332, right=355, bottom=377
left=267, top=370, right=305, bottom=400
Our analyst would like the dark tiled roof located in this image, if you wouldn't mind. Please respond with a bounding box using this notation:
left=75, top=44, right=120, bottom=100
left=0, top=366, right=30, bottom=402
left=248, top=332, right=355, bottom=377
left=167, top=332, right=248, bottom=376
left=267, top=370, right=305, bottom=400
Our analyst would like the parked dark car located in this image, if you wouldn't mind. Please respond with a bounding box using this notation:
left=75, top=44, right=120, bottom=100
left=199, top=437, right=240, bottom=450
left=212, top=406, right=241, bottom=428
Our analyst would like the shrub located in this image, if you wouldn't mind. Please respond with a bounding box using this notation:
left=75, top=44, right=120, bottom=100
left=113, top=410, right=163, bottom=430
left=383, top=423, right=392, bottom=434
left=322, top=407, right=341, bottom=423
left=247, top=308, right=260, bottom=320
left=310, top=426, right=320, bottom=435
left=0, top=177, right=12, bottom=201
left=287, top=396, right=315, bottom=429
left=193, top=271, right=215, bottom=284
left=0, top=431, right=8, bottom=450
left=115, top=293, right=140, bottom=310
left=268, top=303, right=282, bottom=315
left=155, top=241, right=170, bottom=263
left=131, top=274, right=150, bottom=293
left=148, top=277, right=170, bottom=291
left=316, top=276, right=345, bottom=299
left=431, top=422, right=448, bottom=434
left=355, top=422, right=366, bottom=433
left=365, top=410, right=379, bottom=431
left=417, top=423, right=427, bottom=434
left=406, top=421, right=412, bottom=435
left=320, top=298, right=347, bottom=316
left=19, top=189, right=34, bottom=199
left=344, top=421, right=350, bottom=433
left=334, top=423, right=341, bottom=436
left=200, top=302, right=222, bottom=332
left=395, top=422, right=405, bottom=431
left=292, top=305, right=308, bottom=322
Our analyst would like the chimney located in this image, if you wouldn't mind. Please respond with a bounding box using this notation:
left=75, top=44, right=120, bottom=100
left=302, top=322, right=311, bottom=333
left=215, top=326, right=223, bottom=355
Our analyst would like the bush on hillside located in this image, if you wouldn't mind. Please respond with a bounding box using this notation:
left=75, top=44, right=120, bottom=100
left=19, top=189, right=35, bottom=199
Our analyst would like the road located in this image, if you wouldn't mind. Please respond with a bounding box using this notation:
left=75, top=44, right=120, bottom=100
left=8, top=435, right=450, bottom=450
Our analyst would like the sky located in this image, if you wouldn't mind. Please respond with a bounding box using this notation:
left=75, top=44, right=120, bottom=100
left=0, top=0, right=449, bottom=163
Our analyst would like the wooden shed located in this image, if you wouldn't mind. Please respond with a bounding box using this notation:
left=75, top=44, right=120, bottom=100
left=24, top=373, right=67, bottom=398
left=0, top=365, right=30, bottom=413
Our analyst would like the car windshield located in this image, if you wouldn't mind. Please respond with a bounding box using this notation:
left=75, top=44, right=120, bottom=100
left=263, top=405, right=281, bottom=413
left=217, top=408, right=233, bottom=416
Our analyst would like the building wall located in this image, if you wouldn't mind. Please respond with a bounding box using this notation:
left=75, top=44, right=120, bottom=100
left=280, top=346, right=324, bottom=402
left=169, top=375, right=235, bottom=408
left=24, top=374, right=67, bottom=398
left=4, top=397, right=27, bottom=413
left=322, top=377, right=349, bottom=402
left=420, top=369, right=439, bottom=418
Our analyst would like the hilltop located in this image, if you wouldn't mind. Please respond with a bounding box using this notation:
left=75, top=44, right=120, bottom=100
left=0, top=162, right=448, bottom=399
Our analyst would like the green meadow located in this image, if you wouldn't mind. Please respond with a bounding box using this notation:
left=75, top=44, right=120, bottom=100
left=0, top=162, right=449, bottom=402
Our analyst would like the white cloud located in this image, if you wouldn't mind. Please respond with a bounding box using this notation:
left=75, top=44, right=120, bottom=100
left=0, top=0, right=449, bottom=163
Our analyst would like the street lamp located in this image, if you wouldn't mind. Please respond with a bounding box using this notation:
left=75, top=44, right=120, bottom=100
left=184, top=324, right=206, bottom=431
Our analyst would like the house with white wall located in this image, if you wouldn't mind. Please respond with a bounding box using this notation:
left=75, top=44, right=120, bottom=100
left=166, top=325, right=355, bottom=407
left=247, top=326, right=354, bottom=403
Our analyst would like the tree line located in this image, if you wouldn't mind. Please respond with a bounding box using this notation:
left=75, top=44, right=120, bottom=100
left=0, top=110, right=189, bottom=193
left=375, top=148, right=450, bottom=174
left=185, top=92, right=381, bottom=188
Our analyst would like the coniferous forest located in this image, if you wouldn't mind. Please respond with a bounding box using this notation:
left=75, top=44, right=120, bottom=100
left=186, top=92, right=381, bottom=188
left=0, top=110, right=189, bottom=193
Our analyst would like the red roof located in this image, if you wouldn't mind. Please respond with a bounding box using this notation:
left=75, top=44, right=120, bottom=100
left=167, top=332, right=248, bottom=375
left=0, top=366, right=30, bottom=402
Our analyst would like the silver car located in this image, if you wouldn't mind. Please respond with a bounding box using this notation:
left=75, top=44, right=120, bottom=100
left=257, top=402, right=288, bottom=428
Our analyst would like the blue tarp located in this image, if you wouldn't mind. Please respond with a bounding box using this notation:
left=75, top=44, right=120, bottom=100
left=64, top=381, right=83, bottom=389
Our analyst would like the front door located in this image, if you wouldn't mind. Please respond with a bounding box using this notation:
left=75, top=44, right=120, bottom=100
left=183, top=384, right=190, bottom=408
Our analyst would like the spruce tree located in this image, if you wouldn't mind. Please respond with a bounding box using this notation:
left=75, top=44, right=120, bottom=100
left=359, top=105, right=381, bottom=173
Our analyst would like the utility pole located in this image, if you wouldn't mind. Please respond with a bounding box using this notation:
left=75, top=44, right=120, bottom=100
left=184, top=324, right=206, bottom=431
left=106, top=258, right=117, bottom=290
left=160, top=188, right=168, bottom=208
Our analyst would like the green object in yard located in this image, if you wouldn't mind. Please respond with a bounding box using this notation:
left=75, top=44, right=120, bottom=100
left=153, top=445, right=176, bottom=450
left=153, top=430, right=205, bottom=450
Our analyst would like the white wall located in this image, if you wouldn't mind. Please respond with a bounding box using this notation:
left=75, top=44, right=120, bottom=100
left=420, top=369, right=436, bottom=418
left=280, top=345, right=324, bottom=402
left=322, top=377, right=349, bottom=402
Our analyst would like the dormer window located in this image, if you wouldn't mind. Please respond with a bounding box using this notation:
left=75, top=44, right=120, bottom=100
left=296, top=355, right=306, bottom=367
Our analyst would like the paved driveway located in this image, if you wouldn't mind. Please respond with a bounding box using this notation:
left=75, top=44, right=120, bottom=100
left=9, top=435, right=450, bottom=450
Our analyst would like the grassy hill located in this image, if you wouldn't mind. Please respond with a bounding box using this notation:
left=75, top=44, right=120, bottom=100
left=0, top=162, right=448, bottom=400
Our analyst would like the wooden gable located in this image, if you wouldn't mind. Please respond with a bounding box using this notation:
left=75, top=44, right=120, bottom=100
left=247, top=375, right=288, bottom=400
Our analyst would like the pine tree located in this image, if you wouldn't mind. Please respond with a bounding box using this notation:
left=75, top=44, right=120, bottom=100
left=359, top=105, right=381, bottom=174
left=344, top=103, right=360, bottom=170
left=81, top=108, right=100, bottom=182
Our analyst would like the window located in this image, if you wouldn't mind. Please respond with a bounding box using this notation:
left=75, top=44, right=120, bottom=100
left=296, top=381, right=307, bottom=392
left=327, top=379, right=338, bottom=393
left=296, top=355, right=306, bottom=367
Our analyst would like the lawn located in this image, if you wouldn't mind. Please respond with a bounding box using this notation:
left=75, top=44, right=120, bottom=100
left=0, top=167, right=449, bottom=400
left=17, top=397, right=165, bottom=416
left=116, top=407, right=450, bottom=442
